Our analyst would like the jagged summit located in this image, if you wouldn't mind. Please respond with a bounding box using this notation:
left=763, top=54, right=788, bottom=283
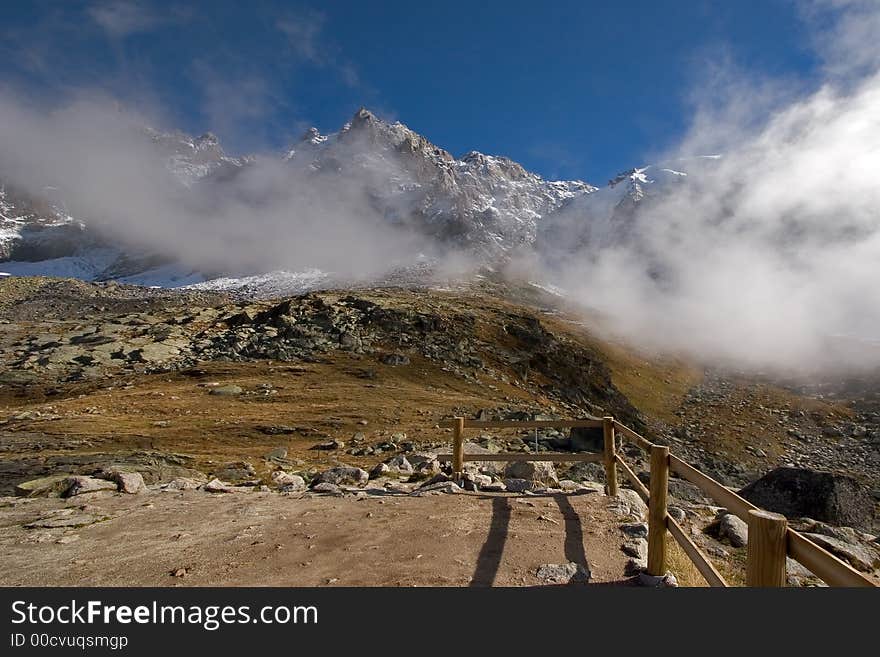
left=194, top=132, right=220, bottom=147
left=300, top=126, right=327, bottom=144
left=352, top=106, right=378, bottom=125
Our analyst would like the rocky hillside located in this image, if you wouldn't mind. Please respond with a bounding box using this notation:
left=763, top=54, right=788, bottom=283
left=0, top=277, right=877, bottom=585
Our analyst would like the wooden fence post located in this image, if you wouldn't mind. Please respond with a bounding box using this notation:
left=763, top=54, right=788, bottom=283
left=603, top=416, right=618, bottom=496
left=746, top=510, right=788, bottom=587
left=647, top=444, right=669, bottom=576
left=452, top=417, right=465, bottom=480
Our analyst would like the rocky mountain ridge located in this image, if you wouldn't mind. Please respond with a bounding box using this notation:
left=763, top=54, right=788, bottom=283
left=3, top=107, right=701, bottom=288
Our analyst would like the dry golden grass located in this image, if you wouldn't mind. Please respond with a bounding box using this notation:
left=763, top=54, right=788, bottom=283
left=665, top=537, right=709, bottom=587
left=665, top=534, right=748, bottom=588
left=0, top=353, right=545, bottom=480
left=598, top=343, right=702, bottom=424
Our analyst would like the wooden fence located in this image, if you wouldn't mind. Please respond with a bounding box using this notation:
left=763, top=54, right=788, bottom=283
left=437, top=415, right=877, bottom=587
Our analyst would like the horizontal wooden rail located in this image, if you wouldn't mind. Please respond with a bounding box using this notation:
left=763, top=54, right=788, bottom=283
left=439, top=419, right=603, bottom=429
left=787, top=529, right=876, bottom=587
left=667, top=515, right=728, bottom=587
left=668, top=455, right=758, bottom=522
left=435, top=452, right=604, bottom=463
left=614, top=454, right=649, bottom=502
left=612, top=421, right=654, bottom=452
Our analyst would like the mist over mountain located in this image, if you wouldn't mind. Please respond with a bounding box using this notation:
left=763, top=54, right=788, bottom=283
left=2, top=5, right=880, bottom=376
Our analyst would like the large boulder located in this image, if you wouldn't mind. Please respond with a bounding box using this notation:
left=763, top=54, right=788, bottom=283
left=503, top=461, right=558, bottom=486
left=569, top=426, right=604, bottom=453
left=739, top=467, right=874, bottom=529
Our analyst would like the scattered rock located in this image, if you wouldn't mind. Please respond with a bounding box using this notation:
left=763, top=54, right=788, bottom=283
left=503, top=461, right=558, bottom=486
left=622, top=539, right=648, bottom=560
left=625, top=557, right=646, bottom=575
left=802, top=533, right=880, bottom=572
left=379, top=353, right=410, bottom=366
left=312, top=440, right=344, bottom=451
left=164, top=477, right=204, bottom=491
left=611, top=489, right=648, bottom=521
left=418, top=473, right=451, bottom=488
left=462, top=472, right=492, bottom=489
left=63, top=476, right=117, bottom=497
left=112, top=471, right=145, bottom=494
left=312, top=482, right=344, bottom=496
left=386, top=455, right=413, bottom=474
left=536, top=562, right=590, bottom=584
left=260, top=426, right=297, bottom=436
left=706, top=512, right=749, bottom=548
left=565, top=461, right=605, bottom=484
left=668, top=506, right=686, bottom=522
left=638, top=572, right=678, bottom=588
left=213, top=462, right=256, bottom=483
left=264, top=447, right=288, bottom=460
left=25, top=510, right=106, bottom=529
left=313, top=466, right=369, bottom=487
left=15, top=474, right=73, bottom=498
left=503, top=478, right=536, bottom=493
left=620, top=522, right=649, bottom=539
left=413, top=481, right=461, bottom=495
left=369, top=463, right=390, bottom=479
left=786, top=557, right=819, bottom=587
left=203, top=478, right=235, bottom=493
left=208, top=384, right=243, bottom=396
left=271, top=471, right=306, bottom=491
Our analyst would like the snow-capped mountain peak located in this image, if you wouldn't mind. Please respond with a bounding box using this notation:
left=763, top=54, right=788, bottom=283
left=6, top=107, right=704, bottom=290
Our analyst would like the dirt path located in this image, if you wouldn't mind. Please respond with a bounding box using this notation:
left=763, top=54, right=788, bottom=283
left=0, top=489, right=633, bottom=587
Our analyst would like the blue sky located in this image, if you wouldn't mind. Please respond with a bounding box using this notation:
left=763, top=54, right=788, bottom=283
left=1, top=0, right=823, bottom=183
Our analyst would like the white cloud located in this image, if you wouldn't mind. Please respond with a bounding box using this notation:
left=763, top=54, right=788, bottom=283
left=276, top=10, right=327, bottom=64
left=276, top=10, right=360, bottom=87
left=87, top=1, right=163, bottom=38
left=544, top=1, right=880, bottom=372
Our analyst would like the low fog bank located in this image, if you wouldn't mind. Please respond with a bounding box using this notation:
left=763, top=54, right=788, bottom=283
left=0, top=94, right=438, bottom=283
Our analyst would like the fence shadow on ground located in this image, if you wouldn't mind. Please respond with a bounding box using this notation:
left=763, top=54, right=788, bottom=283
left=470, top=496, right=511, bottom=587
left=468, top=492, right=634, bottom=587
